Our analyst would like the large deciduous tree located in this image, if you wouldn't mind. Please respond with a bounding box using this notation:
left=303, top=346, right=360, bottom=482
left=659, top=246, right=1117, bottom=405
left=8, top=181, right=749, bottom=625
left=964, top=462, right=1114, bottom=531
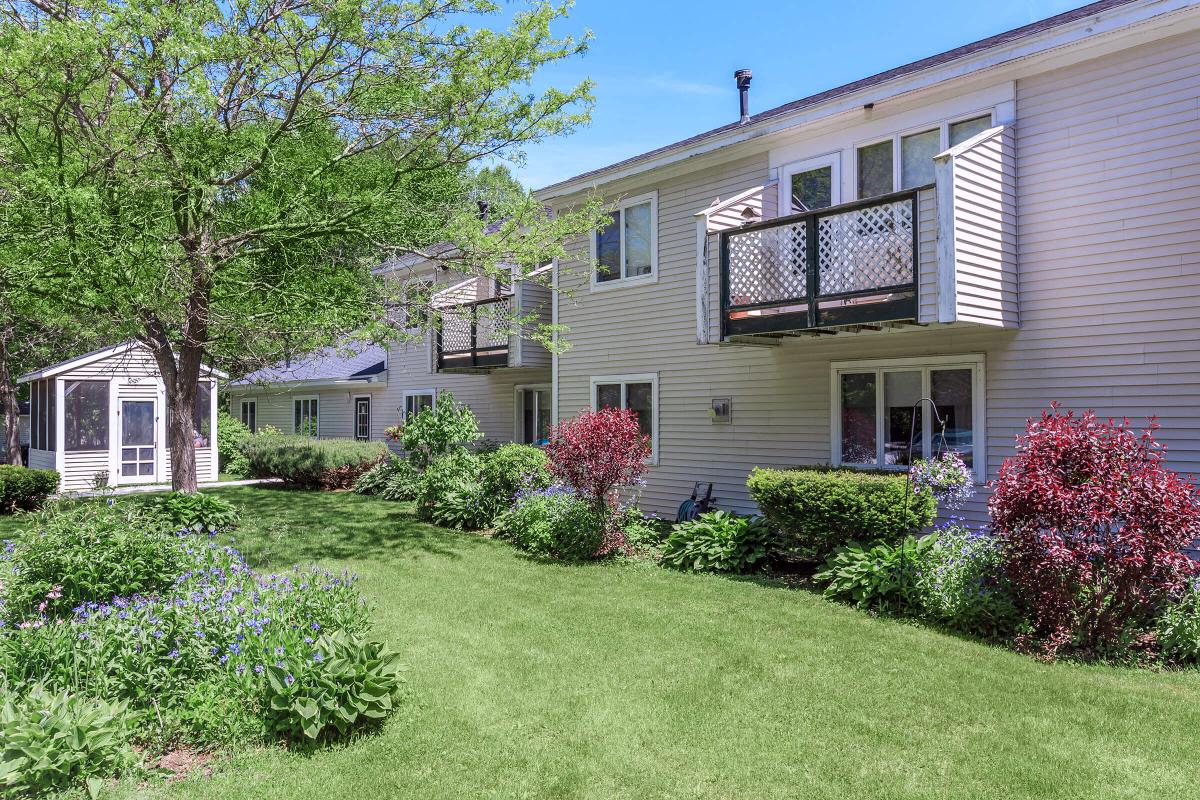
left=0, top=0, right=601, bottom=490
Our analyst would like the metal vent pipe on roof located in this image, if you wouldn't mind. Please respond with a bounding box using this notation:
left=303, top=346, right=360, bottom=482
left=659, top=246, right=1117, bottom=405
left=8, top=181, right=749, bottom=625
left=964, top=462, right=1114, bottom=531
left=735, top=69, right=752, bottom=123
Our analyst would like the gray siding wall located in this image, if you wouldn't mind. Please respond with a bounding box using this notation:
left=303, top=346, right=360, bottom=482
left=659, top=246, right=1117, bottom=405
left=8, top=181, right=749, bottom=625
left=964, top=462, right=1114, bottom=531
left=554, top=30, right=1200, bottom=524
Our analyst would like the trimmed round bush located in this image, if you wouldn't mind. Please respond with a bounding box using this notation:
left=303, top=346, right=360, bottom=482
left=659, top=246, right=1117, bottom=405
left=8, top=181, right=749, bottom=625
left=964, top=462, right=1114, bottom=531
left=241, top=436, right=388, bottom=489
left=0, top=464, right=59, bottom=514
left=478, top=444, right=550, bottom=507
left=494, top=487, right=606, bottom=561
left=746, top=466, right=935, bottom=559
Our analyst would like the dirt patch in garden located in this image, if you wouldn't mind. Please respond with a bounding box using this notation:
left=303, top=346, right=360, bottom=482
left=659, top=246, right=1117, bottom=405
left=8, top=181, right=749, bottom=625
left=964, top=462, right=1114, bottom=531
left=149, top=748, right=217, bottom=782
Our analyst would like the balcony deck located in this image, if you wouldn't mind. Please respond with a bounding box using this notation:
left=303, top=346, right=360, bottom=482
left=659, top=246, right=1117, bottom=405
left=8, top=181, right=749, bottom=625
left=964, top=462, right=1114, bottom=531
left=719, top=188, right=924, bottom=337
left=435, top=295, right=513, bottom=372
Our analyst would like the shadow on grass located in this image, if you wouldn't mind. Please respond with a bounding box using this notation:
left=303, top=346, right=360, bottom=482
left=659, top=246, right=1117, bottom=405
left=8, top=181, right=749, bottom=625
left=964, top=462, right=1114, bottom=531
left=121, top=485, right=494, bottom=571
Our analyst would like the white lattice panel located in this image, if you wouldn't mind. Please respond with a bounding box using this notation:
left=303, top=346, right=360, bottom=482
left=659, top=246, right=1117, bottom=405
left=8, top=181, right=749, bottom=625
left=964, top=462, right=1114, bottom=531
left=817, top=200, right=914, bottom=295
left=726, top=221, right=807, bottom=306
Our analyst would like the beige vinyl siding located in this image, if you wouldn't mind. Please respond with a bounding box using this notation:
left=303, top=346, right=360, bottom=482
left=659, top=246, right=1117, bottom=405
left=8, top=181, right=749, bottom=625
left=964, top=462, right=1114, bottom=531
left=552, top=29, right=1200, bottom=526
left=936, top=126, right=1019, bottom=326
left=227, top=385, right=385, bottom=440
left=514, top=280, right=552, bottom=369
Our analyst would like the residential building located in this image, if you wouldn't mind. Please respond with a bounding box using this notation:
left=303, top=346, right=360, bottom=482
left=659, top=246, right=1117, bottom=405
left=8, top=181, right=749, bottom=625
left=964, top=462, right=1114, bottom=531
left=534, top=0, right=1200, bottom=524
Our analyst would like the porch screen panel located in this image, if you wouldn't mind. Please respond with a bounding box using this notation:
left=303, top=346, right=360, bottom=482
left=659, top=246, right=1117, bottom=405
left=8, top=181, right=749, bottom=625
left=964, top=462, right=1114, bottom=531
left=64, top=380, right=109, bottom=452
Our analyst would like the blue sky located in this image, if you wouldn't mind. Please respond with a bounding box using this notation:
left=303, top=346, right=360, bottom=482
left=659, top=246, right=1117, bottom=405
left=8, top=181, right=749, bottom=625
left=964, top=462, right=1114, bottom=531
left=508, top=0, right=1086, bottom=189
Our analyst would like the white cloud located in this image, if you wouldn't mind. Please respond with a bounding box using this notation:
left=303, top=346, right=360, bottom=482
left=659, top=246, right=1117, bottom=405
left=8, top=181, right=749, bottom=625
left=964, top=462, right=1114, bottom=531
left=645, top=73, right=726, bottom=97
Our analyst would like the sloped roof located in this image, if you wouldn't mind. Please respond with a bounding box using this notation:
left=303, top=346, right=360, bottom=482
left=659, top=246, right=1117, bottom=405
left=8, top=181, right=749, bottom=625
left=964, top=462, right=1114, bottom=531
left=231, top=342, right=386, bottom=386
left=534, top=0, right=1141, bottom=195
left=17, top=341, right=226, bottom=383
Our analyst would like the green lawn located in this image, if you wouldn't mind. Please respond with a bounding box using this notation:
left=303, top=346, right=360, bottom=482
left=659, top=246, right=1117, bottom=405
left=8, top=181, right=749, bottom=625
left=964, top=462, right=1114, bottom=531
left=8, top=486, right=1200, bottom=799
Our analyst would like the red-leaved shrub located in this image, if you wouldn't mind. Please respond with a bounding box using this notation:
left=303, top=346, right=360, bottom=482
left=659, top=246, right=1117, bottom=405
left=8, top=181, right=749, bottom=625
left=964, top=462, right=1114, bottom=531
left=545, top=408, right=651, bottom=510
left=989, top=404, right=1200, bottom=658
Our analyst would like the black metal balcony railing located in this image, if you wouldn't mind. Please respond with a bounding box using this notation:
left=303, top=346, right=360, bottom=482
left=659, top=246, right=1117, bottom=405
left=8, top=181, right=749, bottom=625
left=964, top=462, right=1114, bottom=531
left=719, top=188, right=921, bottom=337
left=435, top=295, right=513, bottom=370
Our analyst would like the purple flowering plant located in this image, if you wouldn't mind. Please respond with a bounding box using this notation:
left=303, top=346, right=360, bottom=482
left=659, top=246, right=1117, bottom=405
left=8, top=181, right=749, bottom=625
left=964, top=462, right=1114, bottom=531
left=910, top=452, right=975, bottom=511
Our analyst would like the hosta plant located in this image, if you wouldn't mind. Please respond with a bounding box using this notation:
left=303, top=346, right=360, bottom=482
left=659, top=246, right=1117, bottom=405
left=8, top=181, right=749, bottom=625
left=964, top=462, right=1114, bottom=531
left=261, top=631, right=405, bottom=742
left=989, top=405, right=1200, bottom=658
left=0, top=685, right=138, bottom=797
left=1156, top=578, right=1200, bottom=665
left=154, top=491, right=241, bottom=532
left=660, top=511, right=772, bottom=574
left=814, top=536, right=931, bottom=613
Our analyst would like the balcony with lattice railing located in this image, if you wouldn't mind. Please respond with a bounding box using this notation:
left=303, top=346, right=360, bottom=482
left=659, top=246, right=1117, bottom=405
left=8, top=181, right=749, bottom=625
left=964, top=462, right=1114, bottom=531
left=435, top=295, right=513, bottom=371
left=720, top=189, right=921, bottom=337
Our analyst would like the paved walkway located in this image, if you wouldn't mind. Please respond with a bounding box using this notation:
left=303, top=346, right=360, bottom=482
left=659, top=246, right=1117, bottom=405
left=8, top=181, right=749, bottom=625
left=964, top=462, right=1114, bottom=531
left=65, top=477, right=282, bottom=498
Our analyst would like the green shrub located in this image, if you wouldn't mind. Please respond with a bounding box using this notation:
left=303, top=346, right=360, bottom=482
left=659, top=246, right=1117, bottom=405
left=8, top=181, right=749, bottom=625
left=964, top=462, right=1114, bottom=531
left=478, top=444, right=550, bottom=506
left=0, top=686, right=137, bottom=797
left=242, top=436, right=388, bottom=489
left=216, top=410, right=252, bottom=477
left=261, top=631, right=405, bottom=743
left=0, top=465, right=59, bottom=514
left=1156, top=580, right=1200, bottom=664
left=494, top=487, right=606, bottom=561
left=747, top=467, right=936, bottom=559
left=813, top=536, right=929, bottom=612
left=0, top=501, right=181, bottom=621
left=354, top=455, right=420, bottom=502
left=153, top=491, right=240, bottom=532
left=413, top=450, right=480, bottom=522
left=399, top=392, right=481, bottom=470
left=913, top=524, right=1019, bottom=639
left=619, top=508, right=671, bottom=554
left=660, top=511, right=772, bottom=574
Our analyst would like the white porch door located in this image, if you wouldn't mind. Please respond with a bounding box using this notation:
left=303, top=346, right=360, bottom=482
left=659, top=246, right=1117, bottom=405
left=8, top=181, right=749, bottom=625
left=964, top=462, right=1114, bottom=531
left=119, top=400, right=158, bottom=483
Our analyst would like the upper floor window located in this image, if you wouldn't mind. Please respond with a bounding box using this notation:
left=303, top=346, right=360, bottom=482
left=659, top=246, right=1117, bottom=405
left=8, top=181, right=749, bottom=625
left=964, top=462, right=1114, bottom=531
left=857, top=113, right=992, bottom=199
left=593, top=192, right=657, bottom=287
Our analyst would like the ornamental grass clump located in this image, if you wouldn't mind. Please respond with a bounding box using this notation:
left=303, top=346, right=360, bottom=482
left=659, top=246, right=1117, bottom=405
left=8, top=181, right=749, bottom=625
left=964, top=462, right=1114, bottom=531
left=989, top=405, right=1200, bottom=659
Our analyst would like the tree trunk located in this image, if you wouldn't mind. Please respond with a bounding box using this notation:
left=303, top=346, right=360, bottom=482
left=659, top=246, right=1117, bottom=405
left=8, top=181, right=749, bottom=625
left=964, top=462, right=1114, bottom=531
left=165, top=388, right=198, bottom=493
left=0, top=324, right=23, bottom=466
left=143, top=326, right=202, bottom=494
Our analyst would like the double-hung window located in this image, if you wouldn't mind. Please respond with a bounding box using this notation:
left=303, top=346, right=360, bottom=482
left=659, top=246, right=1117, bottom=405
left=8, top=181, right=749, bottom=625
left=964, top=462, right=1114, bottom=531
left=856, top=113, right=993, bottom=199
left=593, top=192, right=656, bottom=287
left=403, top=390, right=434, bottom=420
left=591, top=374, right=657, bottom=461
left=832, top=356, right=984, bottom=480
left=294, top=396, right=319, bottom=437
left=239, top=399, right=257, bottom=433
